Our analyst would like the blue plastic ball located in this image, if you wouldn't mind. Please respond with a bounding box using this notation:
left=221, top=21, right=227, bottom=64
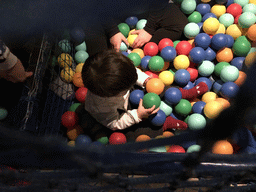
left=211, top=34, right=228, bottom=50
left=231, top=57, right=245, bottom=70
left=76, top=135, right=92, bottom=148
left=149, top=110, right=166, bottom=126
left=160, top=46, right=177, bottom=62
left=164, top=87, right=182, bottom=105
left=183, top=81, right=194, bottom=90
left=213, top=80, right=224, bottom=94
left=226, top=0, right=234, bottom=7
left=194, top=33, right=211, bottom=49
left=129, top=89, right=144, bottom=106
left=70, top=27, right=86, bottom=44
left=197, top=22, right=204, bottom=32
left=122, top=51, right=129, bottom=57
left=192, top=101, right=206, bottom=114
left=225, top=34, right=235, bottom=48
left=175, top=69, right=191, bottom=86
left=205, top=47, right=216, bottom=61
left=189, top=47, right=206, bottom=64
left=196, top=3, right=211, bottom=16
left=220, top=82, right=239, bottom=99
left=140, top=56, right=151, bottom=71
left=202, top=13, right=217, bottom=22
left=195, top=77, right=212, bottom=91
left=125, top=16, right=139, bottom=29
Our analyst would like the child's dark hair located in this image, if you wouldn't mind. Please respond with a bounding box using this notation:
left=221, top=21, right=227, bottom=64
left=82, top=49, right=138, bottom=97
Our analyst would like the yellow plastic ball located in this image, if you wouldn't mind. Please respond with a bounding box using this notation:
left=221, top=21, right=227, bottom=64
left=204, top=100, right=223, bottom=119
left=60, top=67, right=75, bottom=83
left=173, top=55, right=190, bottom=70
left=127, top=29, right=138, bottom=47
left=201, top=0, right=211, bottom=2
left=226, top=24, right=242, bottom=40
left=249, top=0, right=256, bottom=5
left=212, top=140, right=233, bottom=154
left=76, top=63, right=84, bottom=73
left=211, top=4, right=226, bottom=18
left=158, top=71, right=174, bottom=86
left=67, top=141, right=76, bottom=147
left=132, top=48, right=145, bottom=59
left=214, top=24, right=226, bottom=35
left=58, top=53, right=73, bottom=68
left=245, top=51, right=256, bottom=68
left=201, top=92, right=218, bottom=103
left=203, top=18, right=220, bottom=35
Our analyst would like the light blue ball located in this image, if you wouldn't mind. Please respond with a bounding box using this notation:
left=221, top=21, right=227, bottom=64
left=136, top=19, right=147, bottom=30
left=219, top=13, right=234, bottom=28
left=120, top=42, right=128, bottom=51
left=0, top=108, right=8, bottom=120
left=149, top=145, right=167, bottom=153
left=234, top=0, right=249, bottom=7
left=220, top=65, right=239, bottom=82
left=198, top=60, right=215, bottom=76
left=187, top=144, right=201, bottom=153
left=181, top=0, right=197, bottom=15
left=188, top=113, right=206, bottom=130
left=75, top=51, right=89, bottom=63
left=243, top=3, right=256, bottom=14
left=75, top=41, right=87, bottom=52
left=184, top=22, right=200, bottom=39
left=159, top=101, right=173, bottom=116
left=238, top=12, right=256, bottom=28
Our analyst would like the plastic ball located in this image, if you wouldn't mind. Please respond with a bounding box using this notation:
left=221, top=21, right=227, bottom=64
left=75, top=87, right=88, bottom=103
left=75, top=135, right=92, bottom=147
left=194, top=33, right=211, bottom=49
left=142, top=93, right=161, bottom=109
left=127, top=33, right=138, bottom=47
left=181, top=0, right=197, bottom=14
left=216, top=48, right=233, bottom=63
left=60, top=67, right=75, bottom=83
left=214, top=62, right=230, bottom=76
left=160, top=46, right=176, bottom=62
left=225, top=34, right=235, bottom=48
left=164, top=87, right=182, bottom=105
left=97, top=136, right=109, bottom=145
left=205, top=47, right=216, bottom=61
left=140, top=56, right=151, bottom=71
left=122, top=51, right=129, bottom=57
left=213, top=80, right=224, bottom=94
left=226, top=24, right=242, bottom=40
left=0, top=107, right=8, bottom=120
left=188, top=113, right=206, bottom=130
left=211, top=33, right=227, bottom=50
left=245, top=50, right=256, bottom=68
left=226, top=3, right=243, bottom=18
left=146, top=78, right=165, bottom=95
left=203, top=17, right=220, bottom=35
left=75, top=41, right=87, bottom=52
left=198, top=60, right=215, bottom=76
left=75, top=63, right=84, bottom=73
left=125, top=16, right=139, bottom=29
left=173, top=55, right=190, bottom=70
left=58, top=39, right=71, bottom=53
left=175, top=41, right=193, bottom=56
left=58, top=53, right=73, bottom=68
left=175, top=99, right=192, bottom=116
left=109, top=132, right=127, bottom=145
left=132, top=48, right=144, bottom=59
left=159, top=101, right=173, bottom=116
left=204, top=100, right=223, bottom=119
left=149, top=110, right=167, bottom=126
left=69, top=103, right=81, bottom=112
left=143, top=42, right=159, bottom=56
left=219, top=13, right=234, bottom=28
left=118, top=23, right=130, bottom=37
left=220, top=81, right=240, bottom=99
left=127, top=52, right=141, bottom=67
left=174, top=69, right=191, bottom=86
left=73, top=72, right=84, bottom=87
left=231, top=57, right=245, bottom=70
left=145, top=71, right=159, bottom=78
left=167, top=145, right=186, bottom=153
left=187, top=67, right=198, bottom=82
left=129, top=89, right=144, bottom=106
left=215, top=97, right=231, bottom=110
left=149, top=146, right=167, bottom=153
left=211, top=4, right=226, bottom=18
left=75, top=51, right=89, bottom=63
left=234, top=0, right=249, bottom=7
left=192, top=101, right=206, bottom=114
left=220, top=65, right=239, bottom=82
left=189, top=47, right=206, bottom=64
left=247, top=24, right=256, bottom=41
left=232, top=35, right=251, bottom=57
left=196, top=3, right=211, bottom=16
left=148, top=56, right=164, bottom=72
left=188, top=11, right=202, bottom=23
left=212, top=140, right=233, bottom=154
left=187, top=144, right=201, bottom=153
left=67, top=125, right=84, bottom=141
left=70, top=27, right=85, bottom=44
left=195, top=77, right=212, bottom=90
left=120, top=42, right=128, bottom=51
left=61, top=111, right=79, bottom=130
left=136, top=134, right=151, bottom=142
left=202, top=91, right=218, bottom=103
left=238, top=12, right=256, bottom=28
left=173, top=40, right=181, bottom=48
left=136, top=19, right=147, bottom=30
left=158, top=38, right=174, bottom=52
left=214, top=23, right=226, bottom=34
left=184, top=22, right=200, bottom=39
left=158, top=71, right=174, bottom=86
left=202, top=12, right=218, bottom=22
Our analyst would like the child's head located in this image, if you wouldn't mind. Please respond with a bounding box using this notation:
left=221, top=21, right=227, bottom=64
left=82, top=49, right=138, bottom=97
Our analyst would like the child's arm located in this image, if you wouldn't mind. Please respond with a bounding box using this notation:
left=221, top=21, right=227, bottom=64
left=135, top=68, right=150, bottom=88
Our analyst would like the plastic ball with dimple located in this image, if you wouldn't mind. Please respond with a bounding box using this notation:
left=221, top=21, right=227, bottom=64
left=212, top=140, right=233, bottom=154
left=160, top=46, right=176, bottom=62
left=204, top=101, right=223, bottom=119
left=196, top=3, right=211, bottom=16
left=146, top=78, right=165, bottom=95
left=75, top=41, right=87, bottom=52
left=181, top=0, right=197, bottom=15
left=175, top=41, right=193, bottom=56
left=194, top=33, right=211, bottom=49
left=136, top=19, right=147, bottom=30
left=192, top=101, right=206, bottom=115
left=118, top=23, right=130, bottom=37
left=75, top=87, right=88, bottom=103
left=159, top=70, right=174, bottom=86
left=203, top=17, right=220, bottom=35
left=205, top=47, right=216, bottom=61
left=211, top=33, right=228, bottom=50
left=61, top=111, right=79, bottom=130
left=125, top=16, right=139, bottom=29
left=173, top=55, right=190, bottom=70
left=158, top=38, right=174, bottom=52
left=184, top=22, right=200, bottom=39
left=140, top=56, right=151, bottom=71
left=143, top=42, right=159, bottom=56
left=232, top=36, right=252, bottom=57
left=238, top=12, right=256, bottom=28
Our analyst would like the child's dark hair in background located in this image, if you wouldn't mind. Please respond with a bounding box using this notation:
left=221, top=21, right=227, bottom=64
left=82, top=49, right=138, bottom=97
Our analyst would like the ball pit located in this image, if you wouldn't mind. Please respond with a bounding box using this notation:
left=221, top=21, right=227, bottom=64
left=146, top=78, right=165, bottom=95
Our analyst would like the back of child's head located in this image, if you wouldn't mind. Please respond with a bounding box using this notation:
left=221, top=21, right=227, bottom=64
left=82, top=49, right=138, bottom=97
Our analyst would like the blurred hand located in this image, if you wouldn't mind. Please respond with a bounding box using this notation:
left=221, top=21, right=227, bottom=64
left=110, top=32, right=129, bottom=52
left=137, top=99, right=159, bottom=119
left=130, top=29, right=152, bottom=48
left=0, top=59, right=33, bottom=83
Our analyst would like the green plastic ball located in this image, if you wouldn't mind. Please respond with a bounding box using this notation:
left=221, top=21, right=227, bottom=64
left=143, top=93, right=161, bottom=109
left=181, top=0, right=197, bottom=15
left=243, top=3, right=256, bottom=14
left=58, top=39, right=71, bottom=53
left=148, top=56, right=165, bottom=72
left=173, top=40, right=181, bottom=49
left=118, top=23, right=130, bottom=37
left=159, top=101, right=173, bottom=116
left=149, top=145, right=167, bottom=153
left=188, top=11, right=202, bottom=23
left=136, top=19, right=147, bottom=30
left=188, top=113, right=206, bottom=130
left=198, top=60, right=215, bottom=77
left=238, top=12, right=256, bottom=28
left=220, top=65, right=239, bottom=82
left=184, top=22, right=200, bottom=39
left=232, top=36, right=252, bottom=57
left=69, top=103, right=81, bottom=112
left=187, top=144, right=201, bottom=153
left=234, top=0, right=249, bottom=7
left=219, top=13, right=234, bottom=28
left=127, top=52, right=141, bottom=67
left=97, top=136, right=109, bottom=145
left=75, top=41, right=87, bottom=51
left=214, top=62, right=230, bottom=76
left=75, top=51, right=89, bottom=63
left=175, top=99, right=192, bottom=116
left=0, top=108, right=8, bottom=120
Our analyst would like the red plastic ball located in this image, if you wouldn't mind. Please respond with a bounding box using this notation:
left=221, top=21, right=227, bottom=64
left=144, top=71, right=159, bottom=78
left=167, top=145, right=186, bottom=153
left=109, top=132, right=127, bottom=145
left=75, top=87, right=88, bottom=103
left=226, top=3, right=242, bottom=18
left=158, top=38, right=174, bottom=52
left=187, top=67, right=198, bottom=82
left=175, top=41, right=192, bottom=56
left=234, top=14, right=241, bottom=24
left=61, top=111, right=79, bottom=130
left=143, top=42, right=159, bottom=56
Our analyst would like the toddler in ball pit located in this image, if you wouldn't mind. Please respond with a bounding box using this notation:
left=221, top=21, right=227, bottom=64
left=77, top=49, right=208, bottom=142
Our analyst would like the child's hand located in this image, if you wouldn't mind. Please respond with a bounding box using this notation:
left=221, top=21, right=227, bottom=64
left=110, top=32, right=129, bottom=52
left=137, top=99, right=160, bottom=119
left=130, top=29, right=152, bottom=48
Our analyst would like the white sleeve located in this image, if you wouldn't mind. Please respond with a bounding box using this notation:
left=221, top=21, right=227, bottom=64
left=135, top=68, right=149, bottom=88
left=106, top=109, right=142, bottom=131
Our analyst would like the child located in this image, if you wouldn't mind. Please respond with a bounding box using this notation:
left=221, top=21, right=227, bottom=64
left=78, top=49, right=208, bottom=141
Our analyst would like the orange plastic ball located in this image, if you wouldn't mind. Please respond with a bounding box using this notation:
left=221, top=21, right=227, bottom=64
left=135, top=134, right=151, bottom=142
left=212, top=140, right=233, bottom=154
left=246, top=24, right=256, bottom=41
left=216, top=48, right=233, bottom=63
left=67, top=125, right=84, bottom=141
left=132, top=48, right=145, bottom=59
left=162, top=62, right=170, bottom=71
left=163, top=131, right=174, bottom=137
left=215, top=98, right=230, bottom=110
left=73, top=72, right=84, bottom=87
left=234, top=71, right=247, bottom=87
left=146, top=78, right=165, bottom=95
